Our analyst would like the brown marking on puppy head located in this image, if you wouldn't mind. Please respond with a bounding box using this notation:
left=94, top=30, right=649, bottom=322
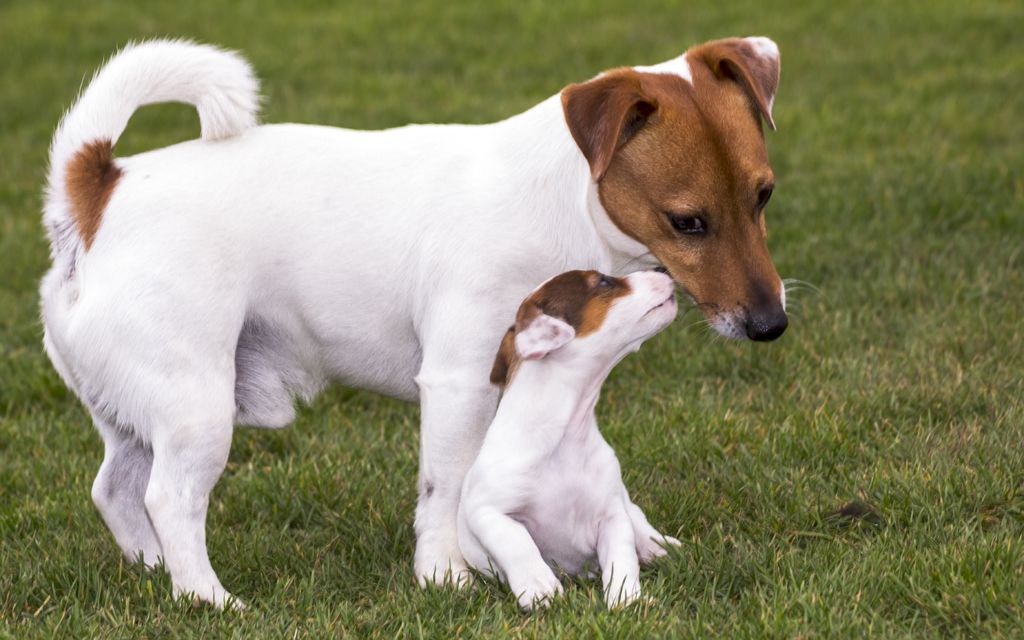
left=561, top=38, right=788, bottom=341
left=65, top=139, right=122, bottom=250
left=489, top=326, right=519, bottom=386
left=489, top=270, right=631, bottom=387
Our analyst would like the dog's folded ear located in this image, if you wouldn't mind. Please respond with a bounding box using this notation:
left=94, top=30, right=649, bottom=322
left=488, top=313, right=577, bottom=388
left=514, top=313, right=576, bottom=361
left=561, top=71, right=659, bottom=181
left=693, top=36, right=780, bottom=130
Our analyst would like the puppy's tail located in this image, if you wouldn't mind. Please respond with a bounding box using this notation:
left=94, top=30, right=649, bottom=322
left=44, top=39, right=259, bottom=253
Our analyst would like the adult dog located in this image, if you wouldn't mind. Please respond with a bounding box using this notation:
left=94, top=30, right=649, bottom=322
left=40, top=36, right=787, bottom=606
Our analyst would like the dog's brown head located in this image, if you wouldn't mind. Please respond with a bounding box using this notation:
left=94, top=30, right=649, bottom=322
left=561, top=37, right=787, bottom=341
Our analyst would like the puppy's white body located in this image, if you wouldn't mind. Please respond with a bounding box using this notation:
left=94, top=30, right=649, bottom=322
left=458, top=271, right=679, bottom=609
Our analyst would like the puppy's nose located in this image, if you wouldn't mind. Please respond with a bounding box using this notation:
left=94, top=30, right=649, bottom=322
left=653, top=266, right=668, bottom=274
left=745, top=308, right=788, bottom=342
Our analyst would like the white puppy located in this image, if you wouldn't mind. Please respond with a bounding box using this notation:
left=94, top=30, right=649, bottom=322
left=458, top=269, right=680, bottom=609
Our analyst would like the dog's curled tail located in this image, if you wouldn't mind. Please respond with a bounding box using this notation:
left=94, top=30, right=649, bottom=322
left=44, top=39, right=259, bottom=252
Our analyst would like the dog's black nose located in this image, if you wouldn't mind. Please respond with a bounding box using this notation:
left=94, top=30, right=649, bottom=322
left=745, top=308, right=788, bottom=342
left=653, top=266, right=668, bottom=274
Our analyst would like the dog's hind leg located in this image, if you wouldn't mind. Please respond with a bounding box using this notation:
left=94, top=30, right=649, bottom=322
left=91, top=415, right=163, bottom=568
left=143, top=389, right=239, bottom=609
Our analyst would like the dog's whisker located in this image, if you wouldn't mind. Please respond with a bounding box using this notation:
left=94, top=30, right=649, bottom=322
left=783, top=284, right=815, bottom=292
left=681, top=318, right=711, bottom=331
left=617, top=252, right=657, bottom=274
left=782, top=278, right=823, bottom=297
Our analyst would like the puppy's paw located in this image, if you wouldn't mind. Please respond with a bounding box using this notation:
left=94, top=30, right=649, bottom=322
left=637, top=534, right=681, bottom=565
left=604, top=582, right=642, bottom=609
left=516, top=574, right=564, bottom=611
left=222, top=594, right=247, bottom=612
left=176, top=584, right=245, bottom=611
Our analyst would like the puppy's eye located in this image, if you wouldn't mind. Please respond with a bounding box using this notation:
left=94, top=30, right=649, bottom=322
left=597, top=275, right=613, bottom=288
left=667, top=214, right=706, bottom=235
left=757, top=186, right=774, bottom=210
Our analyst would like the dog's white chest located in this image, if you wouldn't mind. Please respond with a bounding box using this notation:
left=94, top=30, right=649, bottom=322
left=515, top=435, right=626, bottom=574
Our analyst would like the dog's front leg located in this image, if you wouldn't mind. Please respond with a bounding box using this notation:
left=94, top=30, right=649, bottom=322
left=414, top=360, right=498, bottom=587
left=465, top=504, right=562, bottom=610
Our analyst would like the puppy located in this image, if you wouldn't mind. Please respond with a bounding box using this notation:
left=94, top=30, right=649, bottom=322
left=458, top=269, right=680, bottom=609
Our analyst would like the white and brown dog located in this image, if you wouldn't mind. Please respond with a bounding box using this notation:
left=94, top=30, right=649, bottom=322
left=40, top=37, right=787, bottom=606
left=459, top=269, right=679, bottom=610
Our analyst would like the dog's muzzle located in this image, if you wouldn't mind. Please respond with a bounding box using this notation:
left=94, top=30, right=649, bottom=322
left=744, top=307, right=788, bottom=341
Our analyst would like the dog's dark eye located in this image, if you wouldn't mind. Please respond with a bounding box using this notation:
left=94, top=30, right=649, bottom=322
left=668, top=214, right=706, bottom=235
left=757, top=186, right=774, bottom=210
left=597, top=275, right=613, bottom=288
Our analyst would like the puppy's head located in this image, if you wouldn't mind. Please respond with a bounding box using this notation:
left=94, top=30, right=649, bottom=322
left=491, top=270, right=676, bottom=387
left=562, top=37, right=787, bottom=342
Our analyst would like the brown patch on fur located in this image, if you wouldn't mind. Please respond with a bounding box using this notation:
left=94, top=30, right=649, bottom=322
left=65, top=139, right=121, bottom=250
left=489, top=271, right=632, bottom=387
left=561, top=75, right=658, bottom=181
left=489, top=326, right=519, bottom=386
left=692, top=38, right=779, bottom=130
left=560, top=37, right=785, bottom=331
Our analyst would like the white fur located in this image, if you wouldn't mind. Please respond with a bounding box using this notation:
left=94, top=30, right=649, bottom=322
left=709, top=313, right=747, bottom=340
left=744, top=36, right=780, bottom=63
left=743, top=36, right=780, bottom=112
left=44, top=41, right=258, bottom=273
left=634, top=55, right=693, bottom=83
left=39, top=40, right=677, bottom=606
left=458, top=271, right=681, bottom=609
left=515, top=315, right=575, bottom=360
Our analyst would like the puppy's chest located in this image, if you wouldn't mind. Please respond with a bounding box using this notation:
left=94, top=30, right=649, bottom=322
left=518, top=440, right=625, bottom=574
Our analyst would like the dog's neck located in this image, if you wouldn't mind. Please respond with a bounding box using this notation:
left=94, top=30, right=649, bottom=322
left=491, top=95, right=657, bottom=276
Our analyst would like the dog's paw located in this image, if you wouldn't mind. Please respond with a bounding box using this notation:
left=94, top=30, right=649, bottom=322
left=416, top=562, right=473, bottom=590
left=516, top=574, right=564, bottom=611
left=605, top=582, right=642, bottom=609
left=637, top=534, right=681, bottom=565
left=176, top=584, right=245, bottom=611
left=415, top=543, right=472, bottom=589
left=222, top=594, right=247, bottom=612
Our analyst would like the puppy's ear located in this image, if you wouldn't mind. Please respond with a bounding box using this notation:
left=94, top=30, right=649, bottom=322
left=514, top=314, right=576, bottom=361
left=489, top=326, right=518, bottom=387
left=695, top=37, right=780, bottom=130
left=561, top=70, right=659, bottom=181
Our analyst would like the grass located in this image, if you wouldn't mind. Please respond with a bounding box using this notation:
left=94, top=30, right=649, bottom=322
left=1, top=0, right=1023, bottom=637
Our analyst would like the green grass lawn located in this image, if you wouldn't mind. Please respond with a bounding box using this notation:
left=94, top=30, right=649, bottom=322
left=2, top=0, right=1022, bottom=637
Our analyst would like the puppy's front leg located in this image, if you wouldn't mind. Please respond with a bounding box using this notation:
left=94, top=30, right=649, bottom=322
left=414, top=359, right=498, bottom=587
left=466, top=505, right=562, bottom=610
left=598, top=511, right=641, bottom=608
